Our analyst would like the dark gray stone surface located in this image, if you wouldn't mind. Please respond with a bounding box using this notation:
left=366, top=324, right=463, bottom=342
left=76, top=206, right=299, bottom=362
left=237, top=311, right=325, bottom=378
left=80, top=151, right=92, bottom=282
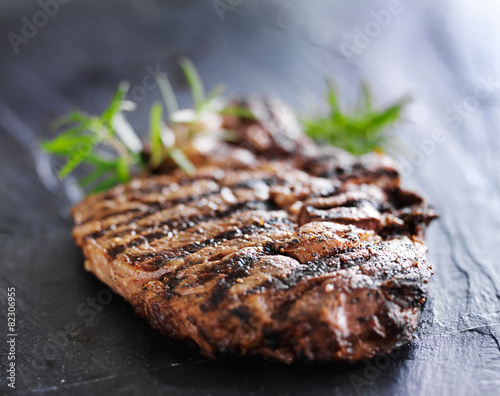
left=0, top=0, right=499, bottom=394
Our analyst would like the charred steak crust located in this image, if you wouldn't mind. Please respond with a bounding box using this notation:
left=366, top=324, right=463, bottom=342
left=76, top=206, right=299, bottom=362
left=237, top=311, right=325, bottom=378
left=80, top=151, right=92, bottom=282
left=71, top=97, right=436, bottom=363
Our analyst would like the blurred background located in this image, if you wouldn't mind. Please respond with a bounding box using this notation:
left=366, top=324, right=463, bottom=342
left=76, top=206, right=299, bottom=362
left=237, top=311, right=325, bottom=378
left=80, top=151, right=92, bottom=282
left=1, top=0, right=500, bottom=395
left=2, top=0, right=500, bottom=192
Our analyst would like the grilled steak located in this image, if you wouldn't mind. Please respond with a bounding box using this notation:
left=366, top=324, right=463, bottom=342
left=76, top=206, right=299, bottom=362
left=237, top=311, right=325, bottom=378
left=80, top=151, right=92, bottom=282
left=71, top=97, right=436, bottom=363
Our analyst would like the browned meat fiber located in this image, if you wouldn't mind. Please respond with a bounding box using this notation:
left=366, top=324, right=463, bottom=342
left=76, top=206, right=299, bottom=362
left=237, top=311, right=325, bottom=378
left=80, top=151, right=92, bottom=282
left=71, top=97, right=437, bottom=363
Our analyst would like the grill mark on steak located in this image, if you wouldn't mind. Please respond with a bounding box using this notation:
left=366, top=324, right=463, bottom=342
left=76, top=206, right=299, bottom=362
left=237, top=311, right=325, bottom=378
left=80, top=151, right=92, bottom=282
left=86, top=187, right=222, bottom=226
left=83, top=175, right=286, bottom=240
left=80, top=177, right=232, bottom=224
left=132, top=175, right=222, bottom=195
left=128, top=220, right=291, bottom=271
left=203, top=254, right=263, bottom=311
left=105, top=200, right=275, bottom=258
left=239, top=247, right=377, bottom=298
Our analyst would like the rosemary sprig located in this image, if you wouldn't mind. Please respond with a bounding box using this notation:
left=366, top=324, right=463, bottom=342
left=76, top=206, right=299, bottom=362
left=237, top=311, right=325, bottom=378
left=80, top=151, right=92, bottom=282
left=302, top=79, right=407, bottom=155
left=145, top=58, right=255, bottom=174
left=42, top=59, right=253, bottom=195
left=42, top=82, right=140, bottom=193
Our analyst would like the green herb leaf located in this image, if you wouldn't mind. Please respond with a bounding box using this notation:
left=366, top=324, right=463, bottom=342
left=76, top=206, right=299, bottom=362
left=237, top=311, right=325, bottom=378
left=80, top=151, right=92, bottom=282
left=41, top=84, right=143, bottom=194
left=168, top=147, right=195, bottom=175
left=179, top=57, right=205, bottom=110
left=113, top=112, right=142, bottom=153
left=101, top=81, right=129, bottom=126
left=50, top=111, right=92, bottom=130
left=155, top=72, right=179, bottom=117
left=115, top=156, right=130, bottom=183
left=302, top=79, right=408, bottom=155
left=149, top=102, right=164, bottom=168
left=198, top=83, right=226, bottom=111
